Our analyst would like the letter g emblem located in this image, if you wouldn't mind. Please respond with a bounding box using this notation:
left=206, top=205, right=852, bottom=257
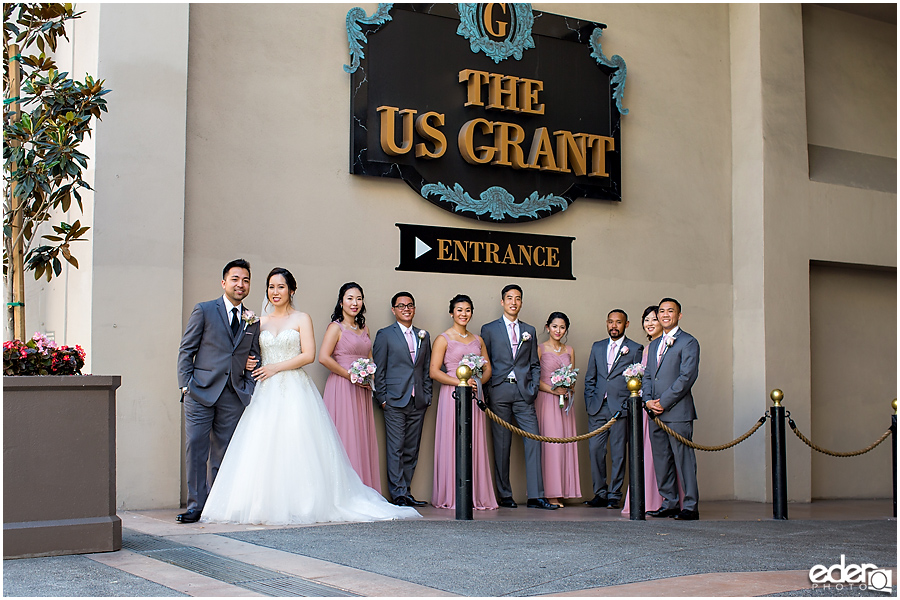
left=483, top=3, right=508, bottom=38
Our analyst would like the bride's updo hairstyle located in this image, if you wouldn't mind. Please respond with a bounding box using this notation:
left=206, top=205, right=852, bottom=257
left=331, top=282, right=366, bottom=329
left=265, top=267, right=297, bottom=308
left=448, top=294, right=473, bottom=313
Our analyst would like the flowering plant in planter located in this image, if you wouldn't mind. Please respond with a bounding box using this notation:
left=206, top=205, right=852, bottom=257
left=3, top=332, right=85, bottom=376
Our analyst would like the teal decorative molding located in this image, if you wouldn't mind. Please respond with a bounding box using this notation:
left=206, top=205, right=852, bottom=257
left=589, top=27, right=628, bottom=115
left=456, top=3, right=535, bottom=63
left=422, top=183, right=569, bottom=220
left=344, top=3, right=393, bottom=74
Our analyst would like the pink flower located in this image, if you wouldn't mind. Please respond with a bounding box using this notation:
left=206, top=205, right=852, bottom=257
left=350, top=373, right=358, bottom=383
left=521, top=331, right=531, bottom=341
left=665, top=336, right=674, bottom=347
left=621, top=346, right=629, bottom=355
left=366, top=364, right=376, bottom=374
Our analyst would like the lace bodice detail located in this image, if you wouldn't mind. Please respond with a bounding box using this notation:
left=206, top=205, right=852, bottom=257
left=260, top=329, right=301, bottom=365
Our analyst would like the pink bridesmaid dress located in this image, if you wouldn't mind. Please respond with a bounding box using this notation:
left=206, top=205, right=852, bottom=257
left=622, top=346, right=682, bottom=515
left=535, top=347, right=582, bottom=500
left=322, top=322, right=381, bottom=493
left=432, top=334, right=498, bottom=510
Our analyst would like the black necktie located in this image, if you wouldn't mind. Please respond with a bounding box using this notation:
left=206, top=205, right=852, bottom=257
left=231, top=307, right=240, bottom=336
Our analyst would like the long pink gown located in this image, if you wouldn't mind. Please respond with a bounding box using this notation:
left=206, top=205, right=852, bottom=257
left=432, top=334, right=498, bottom=510
left=534, top=347, right=582, bottom=499
left=322, top=322, right=381, bottom=493
left=621, top=346, right=682, bottom=515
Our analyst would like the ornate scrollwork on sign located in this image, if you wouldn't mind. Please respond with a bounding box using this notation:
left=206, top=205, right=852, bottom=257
left=422, top=183, right=570, bottom=221
left=589, top=27, right=628, bottom=115
left=344, top=3, right=394, bottom=74
left=456, top=3, right=535, bottom=64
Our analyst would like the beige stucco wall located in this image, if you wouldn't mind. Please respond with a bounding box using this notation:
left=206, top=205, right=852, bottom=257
left=91, top=3, right=190, bottom=509
left=19, top=3, right=893, bottom=509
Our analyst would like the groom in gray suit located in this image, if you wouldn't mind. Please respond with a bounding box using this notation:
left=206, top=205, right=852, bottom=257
left=176, top=259, right=261, bottom=523
left=583, top=310, right=644, bottom=509
left=373, top=292, right=432, bottom=507
left=481, top=284, right=557, bottom=510
left=645, top=297, right=700, bottom=520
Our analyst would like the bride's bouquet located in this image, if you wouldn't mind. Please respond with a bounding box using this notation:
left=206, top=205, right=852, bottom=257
left=349, top=358, right=376, bottom=387
left=458, top=353, right=487, bottom=379
left=549, top=365, right=579, bottom=409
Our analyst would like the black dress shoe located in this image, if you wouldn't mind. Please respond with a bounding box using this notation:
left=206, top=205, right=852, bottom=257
left=391, top=496, right=412, bottom=506
left=526, top=498, right=559, bottom=510
left=673, top=509, right=699, bottom=521
left=606, top=499, right=621, bottom=509
left=498, top=496, right=518, bottom=508
left=646, top=507, right=679, bottom=518
left=176, top=509, right=201, bottom=523
left=406, top=494, right=427, bottom=507
left=583, top=494, right=605, bottom=507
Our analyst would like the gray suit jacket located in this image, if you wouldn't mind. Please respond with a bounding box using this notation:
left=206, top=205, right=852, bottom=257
left=583, top=336, right=644, bottom=415
left=177, top=298, right=261, bottom=407
left=372, top=322, right=433, bottom=409
left=645, top=328, right=699, bottom=422
left=481, top=318, right=540, bottom=402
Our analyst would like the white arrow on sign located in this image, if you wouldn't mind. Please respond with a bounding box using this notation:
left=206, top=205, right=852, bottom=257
left=414, top=237, right=432, bottom=259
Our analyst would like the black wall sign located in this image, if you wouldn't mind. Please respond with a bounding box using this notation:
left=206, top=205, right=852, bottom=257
left=396, top=223, right=575, bottom=280
left=346, top=4, right=628, bottom=224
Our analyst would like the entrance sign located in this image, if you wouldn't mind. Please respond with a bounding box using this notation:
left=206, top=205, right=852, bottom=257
left=347, top=4, right=628, bottom=223
left=396, top=223, right=575, bottom=280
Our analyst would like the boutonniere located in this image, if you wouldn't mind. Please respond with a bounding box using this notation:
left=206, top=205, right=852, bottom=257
left=416, top=329, right=427, bottom=347
left=620, top=345, right=630, bottom=356
left=521, top=331, right=531, bottom=342
left=242, top=310, right=258, bottom=326
left=665, top=336, right=674, bottom=348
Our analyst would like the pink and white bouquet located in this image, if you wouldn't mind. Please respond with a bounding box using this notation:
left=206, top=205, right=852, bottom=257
left=458, top=353, right=487, bottom=379
left=623, top=363, right=645, bottom=382
left=550, top=364, right=579, bottom=408
left=349, top=357, right=376, bottom=386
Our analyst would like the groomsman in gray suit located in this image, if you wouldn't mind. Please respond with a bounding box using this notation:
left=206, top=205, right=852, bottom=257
left=177, top=259, right=261, bottom=523
left=373, top=292, right=432, bottom=507
left=481, top=284, right=557, bottom=510
left=645, top=297, right=701, bottom=520
left=583, top=310, right=644, bottom=509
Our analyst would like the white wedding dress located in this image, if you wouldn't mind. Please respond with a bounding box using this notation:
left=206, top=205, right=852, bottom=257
left=200, top=328, right=421, bottom=525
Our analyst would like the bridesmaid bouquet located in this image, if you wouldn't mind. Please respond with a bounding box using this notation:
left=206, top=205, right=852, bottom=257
left=349, top=358, right=377, bottom=387
left=550, top=365, right=579, bottom=409
left=458, top=353, right=487, bottom=379
left=623, top=363, right=645, bottom=382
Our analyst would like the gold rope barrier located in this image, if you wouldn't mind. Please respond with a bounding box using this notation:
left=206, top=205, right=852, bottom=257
left=481, top=405, right=618, bottom=444
left=787, top=419, right=892, bottom=457
left=650, top=415, right=768, bottom=452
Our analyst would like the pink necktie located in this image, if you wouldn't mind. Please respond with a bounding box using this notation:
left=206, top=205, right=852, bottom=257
left=509, top=322, right=518, bottom=348
left=657, top=335, right=667, bottom=363
left=405, top=328, right=416, bottom=361
left=405, top=329, right=416, bottom=397
left=607, top=340, right=617, bottom=371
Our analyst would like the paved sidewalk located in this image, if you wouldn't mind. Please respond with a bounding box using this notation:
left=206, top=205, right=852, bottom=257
left=3, top=500, right=896, bottom=597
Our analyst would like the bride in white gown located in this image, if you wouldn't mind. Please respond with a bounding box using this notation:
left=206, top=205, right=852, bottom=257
left=200, top=267, right=421, bottom=525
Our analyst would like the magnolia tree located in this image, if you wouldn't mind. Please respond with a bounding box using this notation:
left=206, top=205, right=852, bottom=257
left=3, top=3, right=109, bottom=340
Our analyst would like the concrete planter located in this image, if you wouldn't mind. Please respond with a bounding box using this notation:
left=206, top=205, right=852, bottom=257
left=3, top=375, right=122, bottom=558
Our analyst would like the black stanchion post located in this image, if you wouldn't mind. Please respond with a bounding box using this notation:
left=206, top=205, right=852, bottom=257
left=455, top=365, right=473, bottom=521
left=892, top=399, right=896, bottom=518
left=770, top=389, right=788, bottom=520
left=627, top=377, right=645, bottom=520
